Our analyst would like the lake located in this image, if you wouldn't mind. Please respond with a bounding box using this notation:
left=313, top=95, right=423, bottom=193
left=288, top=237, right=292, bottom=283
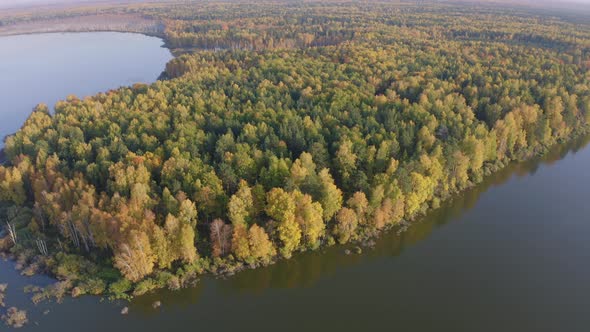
left=1, top=32, right=590, bottom=332
left=0, top=32, right=172, bottom=147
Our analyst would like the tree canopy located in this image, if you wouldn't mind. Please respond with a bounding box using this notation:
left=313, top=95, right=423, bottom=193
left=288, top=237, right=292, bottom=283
left=1, top=0, right=590, bottom=297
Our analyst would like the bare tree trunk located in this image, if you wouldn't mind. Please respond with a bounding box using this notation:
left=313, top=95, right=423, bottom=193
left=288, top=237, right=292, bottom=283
left=6, top=222, right=17, bottom=245
left=36, top=239, right=48, bottom=256
left=79, top=230, right=90, bottom=252
left=69, top=220, right=80, bottom=248
left=33, top=204, right=46, bottom=233
left=84, top=219, right=96, bottom=248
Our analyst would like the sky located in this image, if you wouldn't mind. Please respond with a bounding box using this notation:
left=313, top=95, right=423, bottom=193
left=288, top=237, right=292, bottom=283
left=0, top=0, right=134, bottom=9
left=0, top=0, right=97, bottom=8
left=1, top=0, right=590, bottom=9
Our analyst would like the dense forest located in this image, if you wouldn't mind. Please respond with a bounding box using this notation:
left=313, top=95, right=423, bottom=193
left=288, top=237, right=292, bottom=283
left=1, top=0, right=590, bottom=299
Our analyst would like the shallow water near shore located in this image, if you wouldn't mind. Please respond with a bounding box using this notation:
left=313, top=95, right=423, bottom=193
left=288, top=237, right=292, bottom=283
left=1, top=32, right=590, bottom=332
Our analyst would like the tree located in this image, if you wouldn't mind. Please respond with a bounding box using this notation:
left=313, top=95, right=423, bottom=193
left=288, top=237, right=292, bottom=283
left=165, top=214, right=198, bottom=264
left=266, top=188, right=301, bottom=258
left=317, top=169, right=343, bottom=221
left=210, top=219, right=232, bottom=257
left=231, top=223, right=251, bottom=261
left=114, top=230, right=155, bottom=282
left=151, top=225, right=174, bottom=269
left=2, top=1, right=590, bottom=294
left=265, top=188, right=296, bottom=223
left=546, top=96, right=567, bottom=138
left=260, top=156, right=290, bottom=189
left=404, top=172, right=434, bottom=217
left=335, top=138, right=357, bottom=183
left=347, top=191, right=369, bottom=225
left=449, top=150, right=470, bottom=190
left=293, top=191, right=325, bottom=248
left=161, top=187, right=179, bottom=215
left=248, top=224, right=276, bottom=264
left=178, top=198, right=198, bottom=229
left=462, top=135, right=485, bottom=174
left=417, top=126, right=436, bottom=151
left=334, top=207, right=358, bottom=243
left=276, top=216, right=301, bottom=258
left=0, top=166, right=26, bottom=205
left=373, top=198, right=401, bottom=230
left=287, top=152, right=319, bottom=193
left=227, top=180, right=254, bottom=226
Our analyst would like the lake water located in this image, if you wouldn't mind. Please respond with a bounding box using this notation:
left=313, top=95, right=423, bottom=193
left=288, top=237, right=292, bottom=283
left=0, top=32, right=172, bottom=146
left=1, top=32, right=590, bottom=332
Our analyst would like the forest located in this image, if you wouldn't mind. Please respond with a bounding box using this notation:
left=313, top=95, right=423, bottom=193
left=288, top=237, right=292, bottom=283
left=1, top=0, right=590, bottom=299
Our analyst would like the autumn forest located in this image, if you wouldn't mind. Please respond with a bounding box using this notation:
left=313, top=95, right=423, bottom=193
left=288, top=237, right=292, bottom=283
left=1, top=0, right=590, bottom=299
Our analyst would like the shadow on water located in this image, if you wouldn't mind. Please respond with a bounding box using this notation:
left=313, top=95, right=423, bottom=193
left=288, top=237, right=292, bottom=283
left=130, top=133, right=590, bottom=313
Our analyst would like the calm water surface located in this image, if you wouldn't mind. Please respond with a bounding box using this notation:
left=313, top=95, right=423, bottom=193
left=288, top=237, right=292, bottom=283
left=1, top=32, right=590, bottom=332
left=0, top=32, right=172, bottom=146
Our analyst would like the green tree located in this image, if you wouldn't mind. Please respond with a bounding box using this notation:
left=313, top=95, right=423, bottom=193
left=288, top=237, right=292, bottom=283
left=228, top=180, right=254, bottom=226
left=317, top=169, right=343, bottom=221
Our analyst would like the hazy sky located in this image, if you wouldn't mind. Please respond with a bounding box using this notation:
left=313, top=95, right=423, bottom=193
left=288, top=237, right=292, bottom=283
left=0, top=0, right=96, bottom=8
left=0, top=0, right=125, bottom=9
left=1, top=0, right=590, bottom=9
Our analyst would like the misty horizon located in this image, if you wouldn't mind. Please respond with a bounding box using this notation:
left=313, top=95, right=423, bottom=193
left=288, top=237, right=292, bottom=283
left=2, top=0, right=590, bottom=10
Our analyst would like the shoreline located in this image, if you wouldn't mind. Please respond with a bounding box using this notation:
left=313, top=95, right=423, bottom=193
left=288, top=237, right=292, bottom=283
left=1, top=24, right=588, bottom=295
left=1, top=126, right=589, bottom=302
left=0, top=29, right=176, bottom=56
left=0, top=29, right=167, bottom=46
left=0, top=30, right=174, bottom=170
left=0, top=5, right=589, bottom=307
left=0, top=29, right=187, bottom=58
left=0, top=29, right=165, bottom=39
left=0, top=28, right=165, bottom=40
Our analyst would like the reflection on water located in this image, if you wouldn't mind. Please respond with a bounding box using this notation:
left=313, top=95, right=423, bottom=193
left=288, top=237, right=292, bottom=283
left=3, top=129, right=588, bottom=330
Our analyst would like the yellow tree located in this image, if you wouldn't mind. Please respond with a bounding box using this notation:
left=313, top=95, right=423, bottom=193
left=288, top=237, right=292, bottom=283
left=114, top=230, right=155, bottom=282
left=231, top=223, right=251, bottom=261
left=334, top=207, right=358, bottom=244
left=0, top=166, right=26, bottom=205
left=404, top=172, right=435, bottom=217
left=293, top=191, right=325, bottom=249
left=228, top=180, right=254, bottom=226
left=248, top=224, right=276, bottom=264
left=266, top=188, right=300, bottom=258
left=347, top=191, right=369, bottom=225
